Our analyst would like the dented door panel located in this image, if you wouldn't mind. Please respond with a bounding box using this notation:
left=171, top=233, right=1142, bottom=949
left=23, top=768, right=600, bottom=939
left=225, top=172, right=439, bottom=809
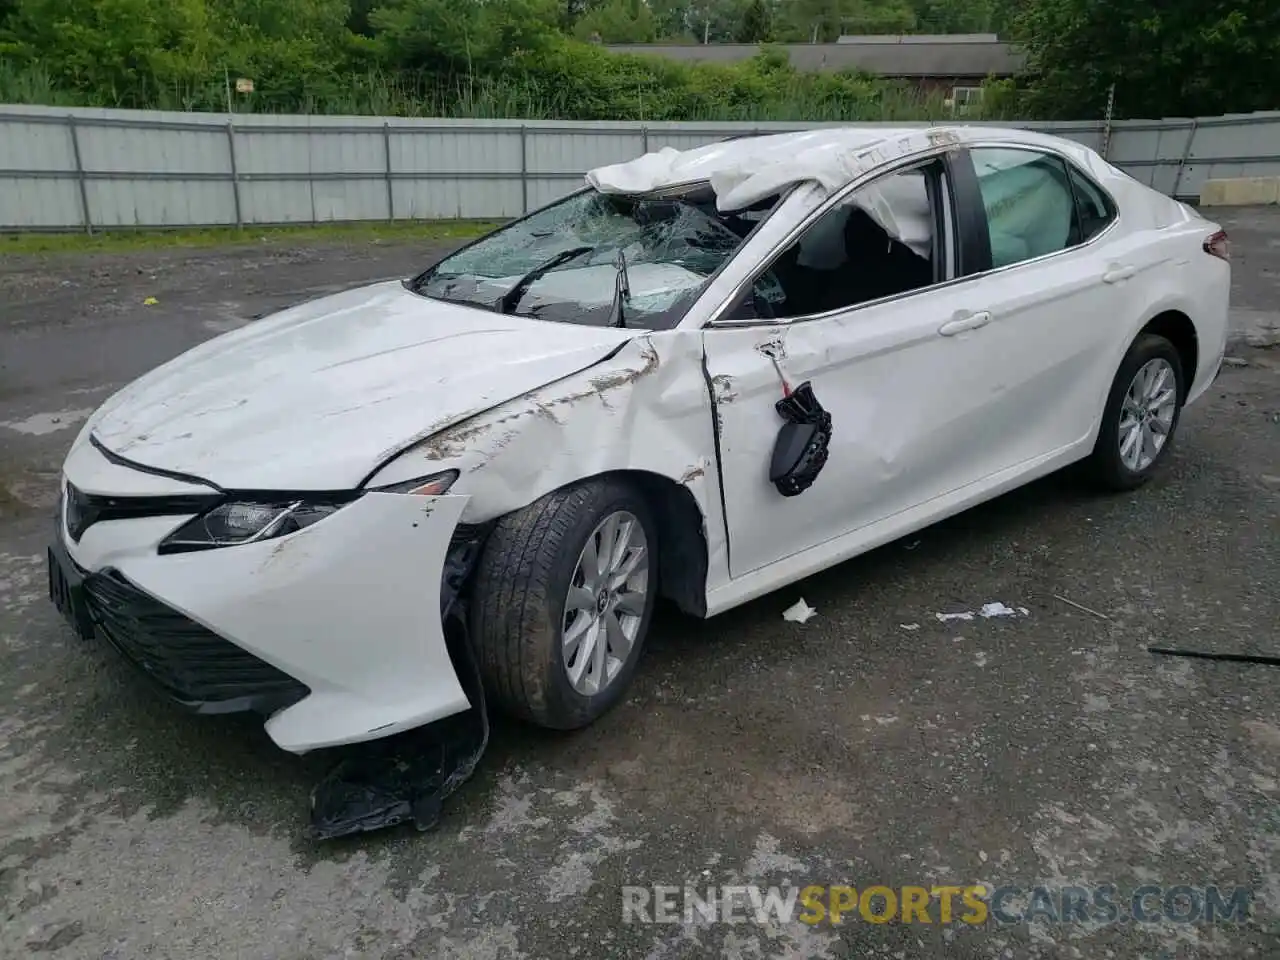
left=703, top=290, right=1022, bottom=580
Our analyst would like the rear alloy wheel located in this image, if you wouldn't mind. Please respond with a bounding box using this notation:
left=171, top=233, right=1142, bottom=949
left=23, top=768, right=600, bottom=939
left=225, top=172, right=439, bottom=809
left=1088, top=333, right=1185, bottom=490
left=469, top=479, right=658, bottom=729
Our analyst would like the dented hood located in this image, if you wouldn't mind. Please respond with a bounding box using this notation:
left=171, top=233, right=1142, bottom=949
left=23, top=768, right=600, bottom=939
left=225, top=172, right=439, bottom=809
left=85, top=281, right=637, bottom=490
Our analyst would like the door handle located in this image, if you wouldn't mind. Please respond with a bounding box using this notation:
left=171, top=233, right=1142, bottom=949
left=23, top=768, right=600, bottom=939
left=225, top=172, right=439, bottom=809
left=938, top=311, right=992, bottom=336
left=1103, top=264, right=1136, bottom=283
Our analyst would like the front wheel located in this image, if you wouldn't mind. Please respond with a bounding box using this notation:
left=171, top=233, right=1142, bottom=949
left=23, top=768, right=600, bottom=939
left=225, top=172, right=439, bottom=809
left=1087, top=333, right=1186, bottom=491
left=469, top=478, right=658, bottom=729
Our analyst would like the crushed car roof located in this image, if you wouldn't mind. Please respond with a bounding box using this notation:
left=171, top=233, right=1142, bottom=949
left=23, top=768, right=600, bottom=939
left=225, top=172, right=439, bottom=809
left=586, top=124, right=1103, bottom=212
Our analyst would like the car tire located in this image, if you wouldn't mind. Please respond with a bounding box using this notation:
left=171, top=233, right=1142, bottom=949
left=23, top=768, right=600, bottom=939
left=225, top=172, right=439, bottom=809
left=1087, top=333, right=1186, bottom=491
left=469, top=478, right=658, bottom=729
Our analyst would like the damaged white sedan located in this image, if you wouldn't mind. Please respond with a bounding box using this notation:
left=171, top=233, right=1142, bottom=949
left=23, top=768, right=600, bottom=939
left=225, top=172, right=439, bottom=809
left=48, top=125, right=1230, bottom=755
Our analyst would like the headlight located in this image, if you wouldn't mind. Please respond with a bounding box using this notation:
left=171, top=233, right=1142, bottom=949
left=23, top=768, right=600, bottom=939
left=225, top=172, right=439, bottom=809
left=157, top=470, right=459, bottom=555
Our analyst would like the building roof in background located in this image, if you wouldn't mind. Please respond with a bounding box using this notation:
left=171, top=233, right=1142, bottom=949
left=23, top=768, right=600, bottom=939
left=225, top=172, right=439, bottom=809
left=604, top=39, right=1026, bottom=78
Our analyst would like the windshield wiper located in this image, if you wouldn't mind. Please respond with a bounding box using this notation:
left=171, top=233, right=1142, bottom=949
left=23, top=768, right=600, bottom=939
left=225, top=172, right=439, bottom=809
left=605, top=248, right=631, bottom=329
left=497, top=246, right=593, bottom=315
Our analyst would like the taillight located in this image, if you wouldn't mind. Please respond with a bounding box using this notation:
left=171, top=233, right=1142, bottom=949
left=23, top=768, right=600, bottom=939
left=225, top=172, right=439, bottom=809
left=1203, top=229, right=1230, bottom=261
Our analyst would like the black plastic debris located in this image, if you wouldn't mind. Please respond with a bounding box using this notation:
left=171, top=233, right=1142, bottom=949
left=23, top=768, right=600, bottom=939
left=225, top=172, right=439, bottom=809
left=308, top=530, right=493, bottom=840
left=307, top=695, right=488, bottom=838
left=1148, top=646, right=1280, bottom=667
left=769, top=380, right=832, bottom=497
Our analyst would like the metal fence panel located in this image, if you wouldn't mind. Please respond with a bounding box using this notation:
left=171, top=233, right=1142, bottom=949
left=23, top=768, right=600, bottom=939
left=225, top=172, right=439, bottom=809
left=0, top=177, right=81, bottom=228
left=0, top=115, right=76, bottom=171
left=1, top=104, right=1277, bottom=231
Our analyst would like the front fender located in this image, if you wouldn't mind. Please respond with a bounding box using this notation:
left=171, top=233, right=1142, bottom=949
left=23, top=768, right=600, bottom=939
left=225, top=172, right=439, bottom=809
left=364, top=332, right=727, bottom=585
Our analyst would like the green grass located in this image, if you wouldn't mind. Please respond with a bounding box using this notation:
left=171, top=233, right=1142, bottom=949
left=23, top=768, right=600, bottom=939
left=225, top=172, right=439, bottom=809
left=0, top=59, right=1023, bottom=122
left=0, top=219, right=499, bottom=255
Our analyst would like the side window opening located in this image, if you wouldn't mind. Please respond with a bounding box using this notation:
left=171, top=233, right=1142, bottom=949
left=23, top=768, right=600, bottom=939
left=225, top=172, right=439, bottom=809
left=970, top=147, right=1081, bottom=269
left=738, top=162, right=945, bottom=321
left=1066, top=165, right=1117, bottom=242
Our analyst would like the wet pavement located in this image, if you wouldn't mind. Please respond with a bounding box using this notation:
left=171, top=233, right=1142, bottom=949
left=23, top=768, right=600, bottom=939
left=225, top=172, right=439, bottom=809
left=1, top=211, right=1279, bottom=959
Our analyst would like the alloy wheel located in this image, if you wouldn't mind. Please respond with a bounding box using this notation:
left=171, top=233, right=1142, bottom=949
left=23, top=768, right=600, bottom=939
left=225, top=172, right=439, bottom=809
left=1118, top=357, right=1177, bottom=472
left=561, top=510, right=649, bottom=696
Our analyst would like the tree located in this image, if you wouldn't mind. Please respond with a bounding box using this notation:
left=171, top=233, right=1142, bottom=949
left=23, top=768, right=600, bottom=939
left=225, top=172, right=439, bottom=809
left=735, top=0, right=773, bottom=42
left=910, top=0, right=994, bottom=34
left=572, top=0, right=657, bottom=43
left=1016, top=0, right=1280, bottom=119
left=369, top=0, right=561, bottom=75
left=776, top=0, right=916, bottom=43
left=683, top=0, right=748, bottom=43
left=3, top=0, right=222, bottom=105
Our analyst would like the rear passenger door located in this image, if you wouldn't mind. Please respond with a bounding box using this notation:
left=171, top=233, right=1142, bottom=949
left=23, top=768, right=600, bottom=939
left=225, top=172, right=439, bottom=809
left=945, top=145, right=1129, bottom=464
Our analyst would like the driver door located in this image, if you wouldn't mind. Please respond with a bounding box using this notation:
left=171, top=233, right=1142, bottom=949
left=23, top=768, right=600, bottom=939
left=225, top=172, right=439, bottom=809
left=702, top=154, right=1016, bottom=579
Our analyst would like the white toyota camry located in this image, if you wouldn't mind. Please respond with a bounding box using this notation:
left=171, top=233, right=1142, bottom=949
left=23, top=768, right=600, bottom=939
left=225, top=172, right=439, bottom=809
left=48, top=125, right=1231, bottom=755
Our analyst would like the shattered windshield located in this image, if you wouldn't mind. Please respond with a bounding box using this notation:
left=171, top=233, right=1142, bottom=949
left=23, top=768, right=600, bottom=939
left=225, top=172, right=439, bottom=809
left=408, top=186, right=780, bottom=329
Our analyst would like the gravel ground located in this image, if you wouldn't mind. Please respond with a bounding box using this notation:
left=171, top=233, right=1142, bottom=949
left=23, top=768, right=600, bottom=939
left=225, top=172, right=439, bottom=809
left=1, top=210, right=1278, bottom=959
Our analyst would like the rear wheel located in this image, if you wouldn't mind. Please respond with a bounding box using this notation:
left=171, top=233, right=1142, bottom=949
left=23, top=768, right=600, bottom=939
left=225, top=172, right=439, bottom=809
left=469, top=478, right=657, bottom=729
left=1087, top=333, right=1185, bottom=491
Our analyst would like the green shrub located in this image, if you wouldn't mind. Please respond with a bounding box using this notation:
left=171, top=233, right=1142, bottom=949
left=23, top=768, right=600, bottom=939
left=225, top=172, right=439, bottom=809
left=0, top=0, right=1026, bottom=122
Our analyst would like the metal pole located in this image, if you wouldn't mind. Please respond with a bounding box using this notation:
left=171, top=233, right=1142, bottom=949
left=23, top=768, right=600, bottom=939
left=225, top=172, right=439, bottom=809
left=225, top=120, right=243, bottom=229
left=519, top=124, right=529, bottom=215
left=1170, top=119, right=1198, bottom=200
left=383, top=122, right=394, bottom=221
left=1100, top=82, right=1116, bottom=160
left=66, top=115, right=92, bottom=235
left=641, top=125, right=649, bottom=154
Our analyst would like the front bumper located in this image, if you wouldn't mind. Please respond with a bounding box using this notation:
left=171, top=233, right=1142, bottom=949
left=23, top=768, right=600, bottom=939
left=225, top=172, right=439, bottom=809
left=53, top=445, right=475, bottom=754
left=49, top=537, right=310, bottom=714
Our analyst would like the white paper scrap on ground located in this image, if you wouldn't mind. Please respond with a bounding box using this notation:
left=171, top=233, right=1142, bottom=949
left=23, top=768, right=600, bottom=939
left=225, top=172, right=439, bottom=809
left=782, top=598, right=817, bottom=623
left=935, top=611, right=975, bottom=622
left=980, top=602, right=1021, bottom=618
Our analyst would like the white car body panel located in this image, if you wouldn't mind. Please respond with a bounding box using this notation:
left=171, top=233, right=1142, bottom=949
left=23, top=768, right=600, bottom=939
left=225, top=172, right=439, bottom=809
left=62, top=435, right=218, bottom=497
left=81, top=280, right=636, bottom=489
left=50, top=124, right=1231, bottom=752
left=363, top=333, right=731, bottom=591
left=60, top=434, right=472, bottom=753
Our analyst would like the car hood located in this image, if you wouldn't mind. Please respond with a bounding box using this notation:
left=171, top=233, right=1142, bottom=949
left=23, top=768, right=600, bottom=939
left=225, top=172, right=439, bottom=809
left=85, top=280, right=638, bottom=490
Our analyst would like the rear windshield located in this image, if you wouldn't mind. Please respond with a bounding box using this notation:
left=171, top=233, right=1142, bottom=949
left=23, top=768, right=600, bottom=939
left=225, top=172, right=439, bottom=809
left=408, top=186, right=781, bottom=329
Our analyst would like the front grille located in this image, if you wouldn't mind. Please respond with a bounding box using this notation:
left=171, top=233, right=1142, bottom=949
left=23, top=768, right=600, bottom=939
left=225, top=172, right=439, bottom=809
left=82, top=569, right=308, bottom=712
left=64, top=482, right=221, bottom=542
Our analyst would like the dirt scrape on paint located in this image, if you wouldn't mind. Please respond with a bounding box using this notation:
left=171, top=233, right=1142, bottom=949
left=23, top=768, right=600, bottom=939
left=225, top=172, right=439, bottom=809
left=420, top=418, right=501, bottom=460
left=258, top=536, right=295, bottom=576
left=709, top=374, right=737, bottom=404
left=679, top=464, right=705, bottom=484
left=587, top=342, right=660, bottom=394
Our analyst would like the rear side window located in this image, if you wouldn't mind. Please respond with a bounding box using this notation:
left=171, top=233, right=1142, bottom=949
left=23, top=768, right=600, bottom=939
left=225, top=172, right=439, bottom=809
left=1067, top=166, right=1117, bottom=241
left=970, top=147, right=1079, bottom=269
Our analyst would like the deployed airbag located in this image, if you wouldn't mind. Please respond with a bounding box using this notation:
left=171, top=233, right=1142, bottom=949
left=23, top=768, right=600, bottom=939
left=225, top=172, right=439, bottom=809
left=586, top=138, right=934, bottom=259
left=586, top=147, right=684, bottom=195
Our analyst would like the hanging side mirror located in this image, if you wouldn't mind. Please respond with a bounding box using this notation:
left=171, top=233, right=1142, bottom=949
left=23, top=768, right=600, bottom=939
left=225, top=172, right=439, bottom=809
left=769, top=381, right=832, bottom=497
